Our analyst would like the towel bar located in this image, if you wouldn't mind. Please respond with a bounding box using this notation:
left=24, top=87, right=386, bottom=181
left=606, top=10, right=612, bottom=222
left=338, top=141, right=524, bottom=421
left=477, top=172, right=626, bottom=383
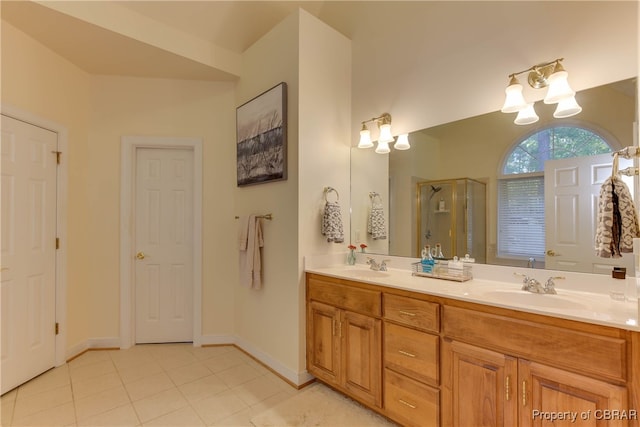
left=235, top=214, right=273, bottom=220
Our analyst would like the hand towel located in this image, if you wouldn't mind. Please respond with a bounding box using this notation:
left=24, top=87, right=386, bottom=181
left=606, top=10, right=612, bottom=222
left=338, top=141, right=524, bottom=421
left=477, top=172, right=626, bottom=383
left=367, top=201, right=387, bottom=240
left=321, top=201, right=344, bottom=243
left=239, top=215, right=264, bottom=289
left=595, top=154, right=640, bottom=257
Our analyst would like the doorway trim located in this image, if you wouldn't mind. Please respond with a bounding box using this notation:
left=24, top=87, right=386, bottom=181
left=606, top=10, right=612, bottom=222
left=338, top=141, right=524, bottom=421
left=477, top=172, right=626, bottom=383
left=120, top=136, right=203, bottom=348
left=1, top=104, right=68, bottom=367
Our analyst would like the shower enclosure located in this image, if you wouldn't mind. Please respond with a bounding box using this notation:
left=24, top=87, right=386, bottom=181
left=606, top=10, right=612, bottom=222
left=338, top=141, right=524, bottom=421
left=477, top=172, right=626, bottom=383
left=417, top=178, right=486, bottom=262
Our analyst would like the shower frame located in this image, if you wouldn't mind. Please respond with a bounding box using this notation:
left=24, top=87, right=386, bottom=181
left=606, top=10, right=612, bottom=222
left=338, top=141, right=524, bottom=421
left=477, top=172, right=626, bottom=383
left=415, top=177, right=486, bottom=260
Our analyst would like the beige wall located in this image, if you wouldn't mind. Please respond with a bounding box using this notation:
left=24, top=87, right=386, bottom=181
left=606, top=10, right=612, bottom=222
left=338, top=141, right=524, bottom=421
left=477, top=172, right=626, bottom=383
left=1, top=21, right=92, bottom=350
left=88, top=76, right=237, bottom=340
left=233, top=10, right=351, bottom=383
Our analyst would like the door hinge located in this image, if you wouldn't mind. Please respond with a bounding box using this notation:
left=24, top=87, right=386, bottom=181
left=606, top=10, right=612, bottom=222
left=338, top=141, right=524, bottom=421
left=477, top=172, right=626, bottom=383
left=52, top=151, right=61, bottom=164
left=55, top=237, right=60, bottom=249
left=55, top=322, right=59, bottom=335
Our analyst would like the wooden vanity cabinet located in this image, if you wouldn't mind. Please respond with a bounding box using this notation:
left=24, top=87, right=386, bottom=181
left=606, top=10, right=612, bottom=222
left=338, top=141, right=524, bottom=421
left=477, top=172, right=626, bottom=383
left=442, top=306, right=630, bottom=427
left=306, top=272, right=639, bottom=427
left=306, top=275, right=382, bottom=408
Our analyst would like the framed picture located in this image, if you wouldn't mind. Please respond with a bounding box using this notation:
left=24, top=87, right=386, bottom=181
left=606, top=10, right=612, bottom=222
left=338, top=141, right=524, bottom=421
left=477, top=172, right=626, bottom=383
left=236, top=82, right=288, bottom=186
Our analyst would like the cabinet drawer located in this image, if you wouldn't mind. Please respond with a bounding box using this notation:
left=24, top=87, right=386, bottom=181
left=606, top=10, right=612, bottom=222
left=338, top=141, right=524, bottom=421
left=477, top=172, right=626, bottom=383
left=385, top=322, right=438, bottom=385
left=385, top=369, right=439, bottom=427
left=384, top=294, right=439, bottom=332
left=308, top=277, right=381, bottom=316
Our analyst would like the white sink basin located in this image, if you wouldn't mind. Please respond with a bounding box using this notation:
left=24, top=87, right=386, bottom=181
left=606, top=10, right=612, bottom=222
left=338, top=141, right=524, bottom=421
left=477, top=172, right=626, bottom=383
left=478, top=289, right=589, bottom=310
left=341, top=268, right=390, bottom=279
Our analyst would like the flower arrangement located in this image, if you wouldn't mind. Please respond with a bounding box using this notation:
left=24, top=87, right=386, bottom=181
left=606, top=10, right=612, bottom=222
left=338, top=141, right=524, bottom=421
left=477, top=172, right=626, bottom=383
left=347, top=245, right=357, bottom=265
left=360, top=243, right=367, bottom=253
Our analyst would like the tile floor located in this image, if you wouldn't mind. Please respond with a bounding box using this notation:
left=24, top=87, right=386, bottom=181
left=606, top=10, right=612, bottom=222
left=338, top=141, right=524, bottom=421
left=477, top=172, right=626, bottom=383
left=0, top=344, right=312, bottom=426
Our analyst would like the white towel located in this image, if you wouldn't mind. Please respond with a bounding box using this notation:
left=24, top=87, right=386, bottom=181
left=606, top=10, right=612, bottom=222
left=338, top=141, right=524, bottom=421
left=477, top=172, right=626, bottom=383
left=321, top=201, right=344, bottom=243
left=595, top=154, right=640, bottom=258
left=238, top=215, right=264, bottom=289
left=367, top=202, right=387, bottom=240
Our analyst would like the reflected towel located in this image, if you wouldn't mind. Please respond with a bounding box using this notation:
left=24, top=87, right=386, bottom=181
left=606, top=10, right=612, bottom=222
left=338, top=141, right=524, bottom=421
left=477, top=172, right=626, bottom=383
left=239, top=215, right=264, bottom=289
left=367, top=202, right=387, bottom=240
left=321, top=201, right=344, bottom=243
left=595, top=160, right=640, bottom=257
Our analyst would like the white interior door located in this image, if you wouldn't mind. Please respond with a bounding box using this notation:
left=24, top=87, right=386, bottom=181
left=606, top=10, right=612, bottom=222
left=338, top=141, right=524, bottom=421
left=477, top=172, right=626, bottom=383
left=1, top=115, right=57, bottom=393
left=545, top=153, right=634, bottom=274
left=134, top=148, right=194, bottom=343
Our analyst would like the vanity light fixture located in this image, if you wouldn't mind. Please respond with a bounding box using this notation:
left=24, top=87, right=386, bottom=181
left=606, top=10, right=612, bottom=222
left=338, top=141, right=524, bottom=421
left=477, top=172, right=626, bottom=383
left=501, top=58, right=581, bottom=125
left=358, top=113, right=407, bottom=153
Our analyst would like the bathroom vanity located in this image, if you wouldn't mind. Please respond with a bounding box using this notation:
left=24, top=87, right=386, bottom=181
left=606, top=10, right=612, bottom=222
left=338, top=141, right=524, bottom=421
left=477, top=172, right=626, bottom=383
left=305, top=263, right=640, bottom=427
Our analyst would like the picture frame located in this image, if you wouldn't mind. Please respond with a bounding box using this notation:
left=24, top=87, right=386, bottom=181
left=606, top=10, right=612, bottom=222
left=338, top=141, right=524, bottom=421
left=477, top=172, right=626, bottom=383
left=236, top=82, right=288, bottom=186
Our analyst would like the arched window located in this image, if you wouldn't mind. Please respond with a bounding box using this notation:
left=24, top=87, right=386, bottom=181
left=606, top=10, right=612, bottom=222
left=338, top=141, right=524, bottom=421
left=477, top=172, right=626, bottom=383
left=497, top=126, right=612, bottom=259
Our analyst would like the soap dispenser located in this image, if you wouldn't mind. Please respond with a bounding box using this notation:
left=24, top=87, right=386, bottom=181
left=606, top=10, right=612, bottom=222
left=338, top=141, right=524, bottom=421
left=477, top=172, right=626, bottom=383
left=421, top=245, right=435, bottom=273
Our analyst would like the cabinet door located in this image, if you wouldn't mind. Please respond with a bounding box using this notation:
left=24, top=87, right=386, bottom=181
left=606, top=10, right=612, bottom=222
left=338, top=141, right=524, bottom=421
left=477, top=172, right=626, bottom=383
left=442, top=340, right=517, bottom=427
left=342, top=310, right=382, bottom=407
left=307, top=301, right=341, bottom=385
left=520, top=360, right=629, bottom=427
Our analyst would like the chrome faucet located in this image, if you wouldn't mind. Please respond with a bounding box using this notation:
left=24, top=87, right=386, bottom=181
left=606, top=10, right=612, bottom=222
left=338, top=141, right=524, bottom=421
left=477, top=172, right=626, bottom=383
left=367, top=257, right=389, bottom=271
left=515, top=273, right=564, bottom=294
left=527, top=257, right=536, bottom=268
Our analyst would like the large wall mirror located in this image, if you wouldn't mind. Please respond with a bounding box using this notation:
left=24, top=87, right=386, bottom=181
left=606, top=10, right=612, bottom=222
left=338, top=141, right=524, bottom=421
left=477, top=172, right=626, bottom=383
left=350, top=78, right=638, bottom=274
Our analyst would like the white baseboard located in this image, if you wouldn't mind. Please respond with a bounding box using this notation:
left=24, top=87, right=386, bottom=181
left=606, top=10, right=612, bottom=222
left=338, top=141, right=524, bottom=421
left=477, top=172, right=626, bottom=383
left=233, top=336, right=314, bottom=387
left=65, top=337, right=120, bottom=361
left=198, top=334, right=236, bottom=346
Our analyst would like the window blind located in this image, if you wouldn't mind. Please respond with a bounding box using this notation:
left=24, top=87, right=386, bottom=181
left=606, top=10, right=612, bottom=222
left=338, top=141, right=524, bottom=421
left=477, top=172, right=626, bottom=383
left=497, top=177, right=545, bottom=258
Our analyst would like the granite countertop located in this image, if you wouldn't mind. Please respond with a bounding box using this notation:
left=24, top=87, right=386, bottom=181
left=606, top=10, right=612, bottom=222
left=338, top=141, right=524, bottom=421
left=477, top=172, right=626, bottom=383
left=305, top=260, right=640, bottom=332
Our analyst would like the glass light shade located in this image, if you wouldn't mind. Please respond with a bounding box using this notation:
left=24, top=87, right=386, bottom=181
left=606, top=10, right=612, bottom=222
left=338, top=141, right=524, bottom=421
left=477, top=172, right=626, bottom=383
left=394, top=133, right=410, bottom=150
left=501, top=82, right=527, bottom=113
left=375, top=140, right=391, bottom=154
left=543, top=70, right=575, bottom=104
left=378, top=123, right=394, bottom=144
left=514, top=103, right=539, bottom=125
left=358, top=128, right=373, bottom=148
left=553, top=95, right=582, bottom=118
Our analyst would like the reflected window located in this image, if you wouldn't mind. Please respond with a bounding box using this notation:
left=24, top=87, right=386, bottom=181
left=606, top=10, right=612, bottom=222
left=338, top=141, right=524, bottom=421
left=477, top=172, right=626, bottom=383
left=497, top=126, right=612, bottom=260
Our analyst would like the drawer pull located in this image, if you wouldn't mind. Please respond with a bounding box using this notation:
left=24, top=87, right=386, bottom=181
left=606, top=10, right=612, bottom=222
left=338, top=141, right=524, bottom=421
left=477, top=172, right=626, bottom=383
left=398, top=399, right=417, bottom=409
left=398, top=310, right=416, bottom=317
left=522, top=380, right=527, bottom=407
left=398, top=350, right=416, bottom=358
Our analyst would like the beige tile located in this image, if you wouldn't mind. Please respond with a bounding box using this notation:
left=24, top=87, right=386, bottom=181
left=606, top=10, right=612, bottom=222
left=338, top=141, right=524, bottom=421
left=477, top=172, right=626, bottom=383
left=124, top=372, right=174, bottom=402
left=187, top=345, right=234, bottom=361
left=232, top=374, right=292, bottom=406
left=216, top=363, right=262, bottom=388
left=166, top=362, right=212, bottom=386
left=249, top=389, right=299, bottom=414
left=72, top=371, right=123, bottom=400
left=201, top=353, right=247, bottom=374
left=77, top=403, right=140, bottom=427
left=11, top=401, right=76, bottom=427
left=69, top=351, right=112, bottom=368
left=155, top=352, right=198, bottom=371
left=117, top=360, right=164, bottom=385
left=17, top=365, right=70, bottom=398
left=69, top=359, right=117, bottom=383
left=210, top=406, right=256, bottom=427
left=177, top=375, right=229, bottom=403
left=12, top=384, right=73, bottom=421
left=132, top=388, right=188, bottom=423
left=191, top=389, right=250, bottom=425
left=143, top=405, right=205, bottom=426
left=109, top=349, right=156, bottom=372
left=74, top=384, right=130, bottom=422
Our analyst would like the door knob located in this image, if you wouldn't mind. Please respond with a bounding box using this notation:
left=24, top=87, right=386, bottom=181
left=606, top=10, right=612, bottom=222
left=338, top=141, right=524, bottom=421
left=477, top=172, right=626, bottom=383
left=135, top=252, right=146, bottom=260
left=546, top=249, right=561, bottom=256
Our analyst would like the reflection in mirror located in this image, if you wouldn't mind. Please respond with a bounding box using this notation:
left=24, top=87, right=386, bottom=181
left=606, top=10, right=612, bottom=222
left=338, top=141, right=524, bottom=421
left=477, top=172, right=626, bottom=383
left=350, top=78, right=637, bottom=273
